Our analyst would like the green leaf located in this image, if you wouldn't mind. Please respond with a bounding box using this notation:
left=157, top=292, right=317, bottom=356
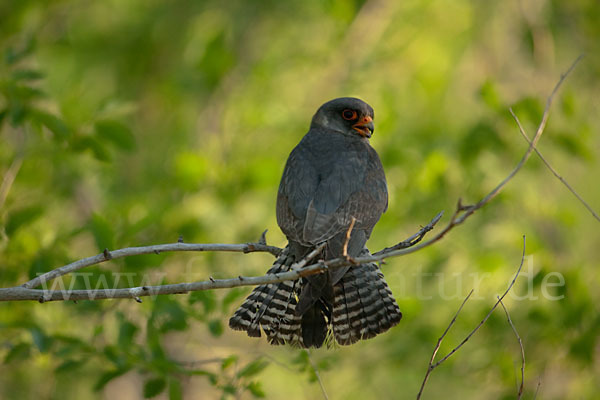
left=4, top=343, right=31, bottom=363
left=511, top=96, right=543, bottom=125
left=55, top=359, right=86, bottom=374
left=187, top=369, right=217, bottom=385
left=459, top=121, right=506, bottom=164
left=71, top=135, right=112, bottom=161
left=552, top=131, right=592, bottom=160
left=8, top=103, right=29, bottom=126
left=89, top=213, right=115, bottom=252
left=174, top=152, right=208, bottom=189
left=32, top=110, right=71, bottom=141
left=28, top=251, right=55, bottom=280
left=95, top=119, right=136, bottom=151
left=221, top=355, right=238, bottom=370
left=222, top=384, right=237, bottom=395
left=246, top=381, right=266, bottom=398
left=12, top=69, right=44, bottom=81
left=150, top=296, right=188, bottom=333
left=207, top=319, right=223, bottom=337
left=118, top=317, right=139, bottom=348
left=93, top=368, right=131, bottom=391
left=168, top=378, right=183, bottom=400
left=291, top=350, right=309, bottom=371
left=189, top=290, right=216, bottom=314
left=143, top=377, right=167, bottom=398
left=0, top=108, right=7, bottom=126
left=29, top=327, right=53, bottom=353
left=237, top=359, right=268, bottom=378
left=479, top=79, right=502, bottom=111
left=3, top=37, right=35, bottom=65
left=221, top=288, right=249, bottom=313
left=197, top=30, right=235, bottom=90
left=5, top=206, right=44, bottom=235
left=103, top=345, right=125, bottom=366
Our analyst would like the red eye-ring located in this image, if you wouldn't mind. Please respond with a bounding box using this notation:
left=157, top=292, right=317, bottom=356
left=342, top=109, right=357, bottom=120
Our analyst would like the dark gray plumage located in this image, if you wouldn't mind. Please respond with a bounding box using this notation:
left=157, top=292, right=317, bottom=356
left=229, top=98, right=401, bottom=347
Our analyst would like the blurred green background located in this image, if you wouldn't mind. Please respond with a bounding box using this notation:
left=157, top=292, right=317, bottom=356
left=1, top=0, right=599, bottom=399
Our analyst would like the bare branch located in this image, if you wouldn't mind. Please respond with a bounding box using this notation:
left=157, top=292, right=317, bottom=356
left=342, top=217, right=357, bottom=258
left=0, top=155, right=23, bottom=210
left=292, top=243, right=327, bottom=271
left=1, top=212, right=435, bottom=302
left=258, top=229, right=269, bottom=245
left=368, top=56, right=582, bottom=264
left=374, top=211, right=444, bottom=256
left=22, top=241, right=283, bottom=290
left=1, top=57, right=581, bottom=303
left=416, top=289, right=474, bottom=400
left=533, top=379, right=542, bottom=400
left=416, top=236, right=527, bottom=400
left=306, top=350, right=329, bottom=400
left=509, top=107, right=600, bottom=222
left=498, top=298, right=525, bottom=400
left=0, top=254, right=333, bottom=302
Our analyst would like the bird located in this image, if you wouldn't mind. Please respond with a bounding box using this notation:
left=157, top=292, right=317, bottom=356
left=229, top=97, right=402, bottom=348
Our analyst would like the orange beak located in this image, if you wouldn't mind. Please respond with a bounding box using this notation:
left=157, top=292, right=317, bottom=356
left=352, top=115, right=374, bottom=138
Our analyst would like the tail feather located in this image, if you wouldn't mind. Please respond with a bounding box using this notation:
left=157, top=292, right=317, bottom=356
left=332, top=252, right=402, bottom=345
left=229, top=247, right=402, bottom=348
left=229, top=247, right=305, bottom=346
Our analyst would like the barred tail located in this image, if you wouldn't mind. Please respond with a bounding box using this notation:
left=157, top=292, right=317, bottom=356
left=228, top=246, right=306, bottom=347
left=229, top=247, right=402, bottom=347
left=332, top=253, right=402, bottom=345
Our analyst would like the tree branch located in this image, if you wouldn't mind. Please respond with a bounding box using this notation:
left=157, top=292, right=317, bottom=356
left=0, top=56, right=581, bottom=303
left=498, top=298, right=525, bottom=400
left=416, top=289, right=474, bottom=399
left=416, top=236, right=527, bottom=400
left=365, top=55, right=582, bottom=264
left=509, top=107, right=600, bottom=222
left=0, top=223, right=431, bottom=302
left=0, top=155, right=23, bottom=211
left=373, top=211, right=444, bottom=256
left=306, top=350, right=329, bottom=400
left=22, top=241, right=283, bottom=290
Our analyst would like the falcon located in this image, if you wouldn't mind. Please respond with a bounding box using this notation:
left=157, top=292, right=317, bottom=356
left=229, top=97, right=402, bottom=348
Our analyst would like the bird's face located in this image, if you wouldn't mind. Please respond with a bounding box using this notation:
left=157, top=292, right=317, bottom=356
left=311, top=97, right=375, bottom=139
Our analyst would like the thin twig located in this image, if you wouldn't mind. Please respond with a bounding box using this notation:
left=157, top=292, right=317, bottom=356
left=509, top=107, right=600, bottom=222
left=498, top=297, right=525, bottom=399
left=416, top=236, right=527, bottom=400
left=367, top=55, right=582, bottom=264
left=0, top=213, right=434, bottom=302
left=533, top=379, right=542, bottom=400
left=2, top=57, right=581, bottom=303
left=292, top=243, right=327, bottom=271
left=374, top=211, right=444, bottom=255
left=342, top=217, right=357, bottom=257
left=305, top=350, right=329, bottom=400
left=0, top=156, right=23, bottom=210
left=11, top=208, right=439, bottom=296
left=416, top=289, right=474, bottom=399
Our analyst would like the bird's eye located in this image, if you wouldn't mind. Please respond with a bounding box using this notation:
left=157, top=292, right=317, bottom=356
left=342, top=109, right=357, bottom=120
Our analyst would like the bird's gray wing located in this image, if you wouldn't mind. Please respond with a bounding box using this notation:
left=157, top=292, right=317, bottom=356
left=302, top=145, right=388, bottom=246
left=277, top=132, right=387, bottom=250
left=276, top=143, right=319, bottom=243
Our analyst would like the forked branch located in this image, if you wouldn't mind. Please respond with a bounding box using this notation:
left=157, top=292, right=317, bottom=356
left=416, top=236, right=527, bottom=400
left=0, top=56, right=585, bottom=303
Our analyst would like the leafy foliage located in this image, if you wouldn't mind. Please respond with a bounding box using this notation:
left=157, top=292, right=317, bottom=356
left=1, top=0, right=599, bottom=399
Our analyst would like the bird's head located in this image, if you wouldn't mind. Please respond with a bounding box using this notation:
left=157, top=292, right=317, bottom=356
left=311, top=97, right=375, bottom=139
